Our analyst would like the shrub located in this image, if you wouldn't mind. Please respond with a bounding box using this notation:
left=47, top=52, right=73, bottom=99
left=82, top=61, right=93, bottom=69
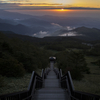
left=14, top=52, right=37, bottom=72
left=91, top=59, right=100, bottom=67
left=1, top=41, right=13, bottom=53
left=0, top=58, right=25, bottom=77
left=56, top=51, right=90, bottom=80
left=70, top=69, right=84, bottom=80
left=45, top=45, right=66, bottom=51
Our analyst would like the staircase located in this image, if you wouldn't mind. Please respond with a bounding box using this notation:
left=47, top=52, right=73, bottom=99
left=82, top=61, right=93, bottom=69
left=0, top=61, right=100, bottom=100
left=32, top=62, right=70, bottom=100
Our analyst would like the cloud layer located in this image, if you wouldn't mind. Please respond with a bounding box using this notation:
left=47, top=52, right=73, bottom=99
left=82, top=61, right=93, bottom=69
left=0, top=2, right=100, bottom=10
left=32, top=31, right=50, bottom=38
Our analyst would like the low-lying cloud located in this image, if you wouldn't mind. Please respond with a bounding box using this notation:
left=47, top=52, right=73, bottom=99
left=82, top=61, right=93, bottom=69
left=38, top=31, right=48, bottom=35
left=32, top=31, right=50, bottom=38
left=66, top=26, right=75, bottom=30
left=51, top=23, right=63, bottom=28
left=59, top=32, right=83, bottom=37
left=59, top=32, right=77, bottom=36
left=31, top=23, right=77, bottom=38
left=51, top=23, right=75, bottom=30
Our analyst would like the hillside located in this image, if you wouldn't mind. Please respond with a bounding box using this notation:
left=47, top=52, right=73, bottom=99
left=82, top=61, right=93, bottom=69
left=0, top=10, right=33, bottom=19
left=1, top=31, right=83, bottom=43
left=1, top=26, right=100, bottom=48
left=52, top=27, right=100, bottom=41
left=0, top=32, right=51, bottom=77
left=0, top=23, right=31, bottom=35
left=73, top=27, right=100, bottom=40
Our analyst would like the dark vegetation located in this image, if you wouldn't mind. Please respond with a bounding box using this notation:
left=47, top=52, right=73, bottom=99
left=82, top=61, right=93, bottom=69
left=56, top=51, right=90, bottom=80
left=89, top=44, right=100, bottom=67
left=44, top=41, right=90, bottom=51
left=0, top=32, right=51, bottom=79
left=0, top=75, right=4, bottom=87
left=0, top=30, right=100, bottom=88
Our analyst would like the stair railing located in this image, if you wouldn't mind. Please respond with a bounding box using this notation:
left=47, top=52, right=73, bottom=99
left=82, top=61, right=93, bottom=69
left=0, top=68, right=50, bottom=100
left=54, top=68, right=100, bottom=100
left=44, top=68, right=50, bottom=79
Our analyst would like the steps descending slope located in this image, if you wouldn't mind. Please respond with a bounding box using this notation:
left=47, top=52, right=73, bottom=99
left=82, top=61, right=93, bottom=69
left=32, top=62, right=70, bottom=100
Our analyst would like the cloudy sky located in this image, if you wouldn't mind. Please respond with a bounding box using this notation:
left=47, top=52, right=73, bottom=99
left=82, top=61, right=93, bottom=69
left=0, top=0, right=100, bottom=38
left=0, top=0, right=100, bottom=10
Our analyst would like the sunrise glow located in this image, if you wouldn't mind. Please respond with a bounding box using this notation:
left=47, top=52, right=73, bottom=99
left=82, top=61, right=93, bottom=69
left=61, top=9, right=64, bottom=11
left=55, top=9, right=70, bottom=12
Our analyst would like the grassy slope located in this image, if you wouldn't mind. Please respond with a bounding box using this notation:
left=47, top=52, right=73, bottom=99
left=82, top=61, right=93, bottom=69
left=73, top=56, right=100, bottom=95
left=0, top=69, right=42, bottom=95
left=0, top=73, right=31, bottom=95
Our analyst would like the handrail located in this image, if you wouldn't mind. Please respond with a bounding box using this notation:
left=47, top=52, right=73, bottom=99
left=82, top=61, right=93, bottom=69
left=28, top=71, right=35, bottom=93
left=22, top=95, right=32, bottom=100
left=0, top=68, right=50, bottom=100
left=54, top=68, right=100, bottom=100
left=70, top=96, right=79, bottom=100
left=67, top=71, right=75, bottom=91
left=60, top=69, right=62, bottom=77
left=41, top=69, right=44, bottom=84
left=73, top=90, right=100, bottom=100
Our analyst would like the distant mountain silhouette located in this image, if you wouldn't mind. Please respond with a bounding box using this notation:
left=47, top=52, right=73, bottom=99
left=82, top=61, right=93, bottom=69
left=1, top=31, right=43, bottom=42
left=73, top=27, right=100, bottom=40
left=0, top=18, right=17, bottom=25
left=1, top=28, right=100, bottom=43
left=51, top=29, right=69, bottom=36
left=1, top=10, right=100, bottom=28
left=52, top=27, right=100, bottom=41
left=0, top=16, right=100, bottom=41
left=19, top=18, right=52, bottom=27
left=0, top=10, right=33, bottom=19
left=0, top=23, right=31, bottom=35
left=0, top=22, right=48, bottom=35
left=2, top=31, right=83, bottom=43
left=34, top=15, right=100, bottom=29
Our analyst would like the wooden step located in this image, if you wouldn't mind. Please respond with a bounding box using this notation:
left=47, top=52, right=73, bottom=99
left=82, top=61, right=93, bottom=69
left=36, top=88, right=66, bottom=93
left=32, top=62, right=70, bottom=100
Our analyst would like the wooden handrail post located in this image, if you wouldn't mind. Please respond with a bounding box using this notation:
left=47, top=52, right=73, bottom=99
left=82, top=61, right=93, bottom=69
left=66, top=76, right=71, bottom=96
left=41, top=69, right=44, bottom=87
left=31, top=76, right=37, bottom=98
left=41, top=69, right=44, bottom=78
left=67, top=71, right=75, bottom=91
left=28, top=71, right=35, bottom=91
left=60, top=69, right=62, bottom=77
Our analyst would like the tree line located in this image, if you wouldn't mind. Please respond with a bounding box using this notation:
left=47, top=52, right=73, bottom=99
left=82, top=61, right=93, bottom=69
left=0, top=32, right=51, bottom=86
left=55, top=51, right=90, bottom=80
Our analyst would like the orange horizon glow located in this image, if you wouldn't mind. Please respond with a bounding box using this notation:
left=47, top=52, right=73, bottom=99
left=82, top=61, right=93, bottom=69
left=6, top=9, right=100, bottom=17
left=54, top=9, right=71, bottom=12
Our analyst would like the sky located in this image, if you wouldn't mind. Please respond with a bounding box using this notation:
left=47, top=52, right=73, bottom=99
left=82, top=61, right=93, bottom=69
left=0, top=0, right=100, bottom=37
left=0, top=0, right=100, bottom=20
left=0, top=0, right=100, bottom=11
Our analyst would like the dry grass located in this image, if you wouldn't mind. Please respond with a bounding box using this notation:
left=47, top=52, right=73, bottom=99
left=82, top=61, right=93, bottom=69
left=0, top=69, right=42, bottom=95
left=0, top=73, right=31, bottom=95
left=73, top=56, right=100, bottom=95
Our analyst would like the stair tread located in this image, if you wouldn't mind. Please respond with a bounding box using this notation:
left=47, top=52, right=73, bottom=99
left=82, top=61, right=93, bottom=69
left=32, top=62, right=70, bottom=100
